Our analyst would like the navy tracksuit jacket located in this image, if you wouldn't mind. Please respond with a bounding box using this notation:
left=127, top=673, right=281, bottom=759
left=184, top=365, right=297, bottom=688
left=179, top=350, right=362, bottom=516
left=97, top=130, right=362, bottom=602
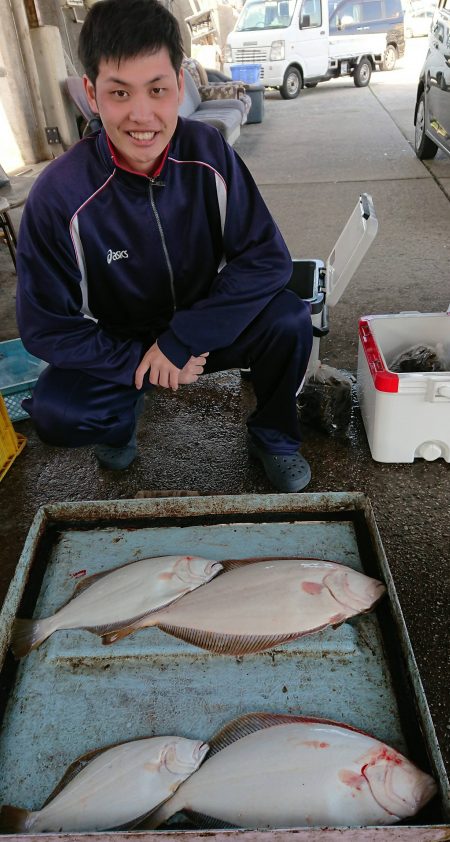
left=16, top=120, right=312, bottom=453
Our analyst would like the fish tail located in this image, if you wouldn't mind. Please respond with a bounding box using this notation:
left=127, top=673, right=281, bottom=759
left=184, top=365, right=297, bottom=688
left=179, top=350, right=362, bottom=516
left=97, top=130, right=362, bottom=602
left=0, top=805, right=33, bottom=833
left=10, top=617, right=53, bottom=658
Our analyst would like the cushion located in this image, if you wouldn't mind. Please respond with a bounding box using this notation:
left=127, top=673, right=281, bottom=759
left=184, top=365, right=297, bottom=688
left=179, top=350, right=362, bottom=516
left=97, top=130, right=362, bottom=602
left=182, top=57, right=208, bottom=88
left=179, top=69, right=202, bottom=117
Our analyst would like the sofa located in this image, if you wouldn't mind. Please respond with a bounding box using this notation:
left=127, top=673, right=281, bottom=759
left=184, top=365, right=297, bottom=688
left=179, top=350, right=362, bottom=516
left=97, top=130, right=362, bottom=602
left=179, top=68, right=246, bottom=146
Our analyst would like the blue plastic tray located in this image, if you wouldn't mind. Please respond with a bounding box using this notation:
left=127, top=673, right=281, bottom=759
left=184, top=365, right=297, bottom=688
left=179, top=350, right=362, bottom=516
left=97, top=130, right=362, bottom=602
left=0, top=338, right=46, bottom=421
left=0, top=493, right=447, bottom=839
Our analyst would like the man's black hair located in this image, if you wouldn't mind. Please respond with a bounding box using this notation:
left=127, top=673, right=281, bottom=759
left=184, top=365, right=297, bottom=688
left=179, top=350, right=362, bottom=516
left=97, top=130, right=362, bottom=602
left=79, top=0, right=184, bottom=83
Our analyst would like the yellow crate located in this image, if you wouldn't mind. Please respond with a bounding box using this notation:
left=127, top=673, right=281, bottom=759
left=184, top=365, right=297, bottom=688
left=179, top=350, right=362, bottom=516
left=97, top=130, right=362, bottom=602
left=0, top=394, right=26, bottom=482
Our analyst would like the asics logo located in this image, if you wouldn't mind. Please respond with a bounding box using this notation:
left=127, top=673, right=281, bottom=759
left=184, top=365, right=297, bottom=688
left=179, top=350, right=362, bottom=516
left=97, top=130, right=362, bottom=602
left=107, top=249, right=129, bottom=264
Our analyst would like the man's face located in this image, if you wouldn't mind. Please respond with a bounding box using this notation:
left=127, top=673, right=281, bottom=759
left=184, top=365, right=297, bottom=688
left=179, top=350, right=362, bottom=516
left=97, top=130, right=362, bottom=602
left=84, top=48, right=184, bottom=174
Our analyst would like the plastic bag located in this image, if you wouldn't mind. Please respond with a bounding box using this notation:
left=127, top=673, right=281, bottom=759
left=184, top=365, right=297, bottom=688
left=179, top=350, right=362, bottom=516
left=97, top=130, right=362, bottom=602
left=298, top=362, right=355, bottom=437
left=389, top=343, right=448, bottom=373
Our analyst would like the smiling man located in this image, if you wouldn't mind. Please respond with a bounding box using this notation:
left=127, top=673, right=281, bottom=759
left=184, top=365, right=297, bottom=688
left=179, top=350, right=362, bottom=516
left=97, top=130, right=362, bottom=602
left=16, top=0, right=313, bottom=493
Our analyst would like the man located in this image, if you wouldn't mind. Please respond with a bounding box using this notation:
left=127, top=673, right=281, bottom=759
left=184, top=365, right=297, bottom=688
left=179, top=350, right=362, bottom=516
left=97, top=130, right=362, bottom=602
left=16, top=0, right=313, bottom=492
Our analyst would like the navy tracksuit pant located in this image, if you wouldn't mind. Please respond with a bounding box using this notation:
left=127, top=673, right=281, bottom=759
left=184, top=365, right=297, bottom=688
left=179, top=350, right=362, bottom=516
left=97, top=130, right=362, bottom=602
left=24, top=290, right=313, bottom=456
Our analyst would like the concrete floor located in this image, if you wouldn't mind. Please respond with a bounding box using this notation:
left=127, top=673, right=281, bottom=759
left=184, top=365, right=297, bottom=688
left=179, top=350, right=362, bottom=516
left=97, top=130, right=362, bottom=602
left=0, top=38, right=449, bottom=799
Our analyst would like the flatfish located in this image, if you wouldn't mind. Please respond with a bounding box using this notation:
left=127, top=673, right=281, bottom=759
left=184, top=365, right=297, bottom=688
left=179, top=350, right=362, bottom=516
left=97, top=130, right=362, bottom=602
left=11, top=555, right=222, bottom=657
left=0, top=736, right=209, bottom=833
left=143, top=713, right=436, bottom=829
left=103, top=557, right=386, bottom=654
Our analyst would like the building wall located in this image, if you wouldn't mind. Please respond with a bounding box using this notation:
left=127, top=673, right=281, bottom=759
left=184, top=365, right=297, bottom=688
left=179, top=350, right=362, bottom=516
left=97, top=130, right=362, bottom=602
left=0, top=0, right=195, bottom=171
left=0, top=0, right=42, bottom=169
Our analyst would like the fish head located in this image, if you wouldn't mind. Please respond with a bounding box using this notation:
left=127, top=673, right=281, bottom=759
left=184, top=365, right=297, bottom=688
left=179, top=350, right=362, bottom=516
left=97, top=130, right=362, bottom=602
left=175, top=556, right=223, bottom=586
left=324, top=568, right=386, bottom=613
left=361, top=746, right=437, bottom=819
left=162, top=738, right=209, bottom=778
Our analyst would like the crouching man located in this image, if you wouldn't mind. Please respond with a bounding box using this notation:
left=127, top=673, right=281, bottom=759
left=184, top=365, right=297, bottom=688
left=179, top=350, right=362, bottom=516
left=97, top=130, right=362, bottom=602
left=16, top=0, right=313, bottom=492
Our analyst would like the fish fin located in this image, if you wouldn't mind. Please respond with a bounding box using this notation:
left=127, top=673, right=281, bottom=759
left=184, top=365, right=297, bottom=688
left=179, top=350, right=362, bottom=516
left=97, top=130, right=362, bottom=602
left=44, top=737, right=158, bottom=805
left=101, top=625, right=139, bottom=645
left=0, top=805, right=32, bottom=833
left=42, top=745, right=109, bottom=804
left=69, top=556, right=170, bottom=598
left=207, top=712, right=359, bottom=758
left=70, top=569, right=111, bottom=596
left=138, top=800, right=178, bottom=830
left=147, top=810, right=239, bottom=831
left=209, top=712, right=383, bottom=759
left=183, top=809, right=241, bottom=830
left=206, top=712, right=304, bottom=757
left=156, top=624, right=302, bottom=656
left=86, top=608, right=163, bottom=640
left=67, top=556, right=169, bottom=601
left=10, top=617, right=52, bottom=658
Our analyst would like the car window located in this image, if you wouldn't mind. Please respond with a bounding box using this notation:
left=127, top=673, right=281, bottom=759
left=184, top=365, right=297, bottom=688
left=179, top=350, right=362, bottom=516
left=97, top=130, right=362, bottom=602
left=360, top=0, right=383, bottom=20
left=331, top=0, right=382, bottom=23
left=433, top=18, right=445, bottom=39
left=385, top=0, right=402, bottom=16
left=301, top=0, right=322, bottom=25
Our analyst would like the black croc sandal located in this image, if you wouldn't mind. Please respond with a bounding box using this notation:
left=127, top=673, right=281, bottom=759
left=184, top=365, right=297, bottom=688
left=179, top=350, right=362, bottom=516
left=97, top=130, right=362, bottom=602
left=248, top=436, right=311, bottom=493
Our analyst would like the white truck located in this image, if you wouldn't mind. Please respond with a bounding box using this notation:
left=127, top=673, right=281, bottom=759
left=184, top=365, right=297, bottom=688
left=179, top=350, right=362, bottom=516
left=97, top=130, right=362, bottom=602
left=223, top=0, right=389, bottom=98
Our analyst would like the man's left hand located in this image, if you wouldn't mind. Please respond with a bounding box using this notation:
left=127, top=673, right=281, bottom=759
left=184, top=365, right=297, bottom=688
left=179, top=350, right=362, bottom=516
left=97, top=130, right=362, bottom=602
left=135, top=342, right=208, bottom=390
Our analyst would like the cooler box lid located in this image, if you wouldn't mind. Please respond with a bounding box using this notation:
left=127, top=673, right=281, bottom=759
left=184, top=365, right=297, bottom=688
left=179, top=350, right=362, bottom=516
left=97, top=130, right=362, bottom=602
left=325, top=193, right=378, bottom=307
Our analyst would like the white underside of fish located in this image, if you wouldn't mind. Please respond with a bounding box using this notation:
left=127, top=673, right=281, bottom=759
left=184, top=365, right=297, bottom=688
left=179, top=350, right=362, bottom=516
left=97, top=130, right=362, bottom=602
left=135, top=559, right=386, bottom=654
left=6, top=737, right=208, bottom=833
left=48, top=555, right=221, bottom=629
left=11, top=555, right=222, bottom=657
left=146, top=716, right=436, bottom=829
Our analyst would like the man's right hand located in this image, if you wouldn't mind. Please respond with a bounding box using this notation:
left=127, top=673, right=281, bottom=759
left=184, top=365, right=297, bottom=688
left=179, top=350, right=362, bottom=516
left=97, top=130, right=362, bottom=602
left=178, top=352, right=209, bottom=385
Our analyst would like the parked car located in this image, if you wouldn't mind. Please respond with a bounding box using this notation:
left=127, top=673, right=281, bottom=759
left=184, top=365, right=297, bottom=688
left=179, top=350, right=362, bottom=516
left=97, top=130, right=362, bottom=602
left=414, top=0, right=450, bottom=159
left=404, top=2, right=434, bottom=37
left=402, top=0, right=436, bottom=38
left=329, top=0, right=405, bottom=69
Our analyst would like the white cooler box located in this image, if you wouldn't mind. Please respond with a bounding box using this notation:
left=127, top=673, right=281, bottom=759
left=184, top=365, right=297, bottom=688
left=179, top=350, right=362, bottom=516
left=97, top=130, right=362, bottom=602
left=357, top=312, right=450, bottom=463
left=287, top=193, right=378, bottom=375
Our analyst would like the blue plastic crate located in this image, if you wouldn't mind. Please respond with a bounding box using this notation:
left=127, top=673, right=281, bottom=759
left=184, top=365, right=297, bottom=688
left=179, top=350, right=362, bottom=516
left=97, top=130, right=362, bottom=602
left=0, top=339, right=47, bottom=421
left=230, top=63, right=261, bottom=84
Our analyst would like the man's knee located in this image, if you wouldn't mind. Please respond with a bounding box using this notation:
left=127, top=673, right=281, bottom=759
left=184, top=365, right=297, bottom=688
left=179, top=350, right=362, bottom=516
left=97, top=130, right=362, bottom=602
left=27, top=366, right=140, bottom=448
left=266, top=290, right=313, bottom=345
left=25, top=375, right=78, bottom=446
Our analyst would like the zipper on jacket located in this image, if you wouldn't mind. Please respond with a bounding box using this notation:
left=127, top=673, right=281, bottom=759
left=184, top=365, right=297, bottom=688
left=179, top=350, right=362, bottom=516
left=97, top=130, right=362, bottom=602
left=149, top=184, right=176, bottom=311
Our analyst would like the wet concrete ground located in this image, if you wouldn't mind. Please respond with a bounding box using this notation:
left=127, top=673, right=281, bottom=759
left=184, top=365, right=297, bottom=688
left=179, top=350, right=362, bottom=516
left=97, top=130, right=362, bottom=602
left=0, top=41, right=449, bottom=792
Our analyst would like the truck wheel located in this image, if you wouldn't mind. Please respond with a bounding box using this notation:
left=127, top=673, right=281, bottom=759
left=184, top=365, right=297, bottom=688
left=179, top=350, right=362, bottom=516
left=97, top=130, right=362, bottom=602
left=381, top=44, right=397, bottom=71
left=414, top=93, right=438, bottom=159
left=280, top=67, right=302, bottom=99
left=353, top=58, right=372, bottom=87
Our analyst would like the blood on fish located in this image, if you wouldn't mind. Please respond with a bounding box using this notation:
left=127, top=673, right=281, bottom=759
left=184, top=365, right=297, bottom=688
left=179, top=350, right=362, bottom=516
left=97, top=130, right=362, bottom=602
left=364, top=747, right=403, bottom=767
left=158, top=573, right=174, bottom=580
left=301, top=582, right=323, bottom=595
left=338, top=770, right=366, bottom=791
left=68, top=570, right=87, bottom=579
left=302, top=741, right=329, bottom=749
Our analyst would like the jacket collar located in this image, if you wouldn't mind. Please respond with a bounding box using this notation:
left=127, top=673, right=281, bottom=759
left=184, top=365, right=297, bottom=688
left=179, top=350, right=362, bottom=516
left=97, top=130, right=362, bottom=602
left=97, top=127, right=170, bottom=186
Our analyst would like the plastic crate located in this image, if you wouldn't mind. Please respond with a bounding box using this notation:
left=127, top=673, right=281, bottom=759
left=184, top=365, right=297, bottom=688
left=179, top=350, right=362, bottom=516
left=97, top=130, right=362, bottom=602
left=0, top=395, right=26, bottom=482
left=0, top=338, right=47, bottom=421
left=230, top=63, right=261, bottom=84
